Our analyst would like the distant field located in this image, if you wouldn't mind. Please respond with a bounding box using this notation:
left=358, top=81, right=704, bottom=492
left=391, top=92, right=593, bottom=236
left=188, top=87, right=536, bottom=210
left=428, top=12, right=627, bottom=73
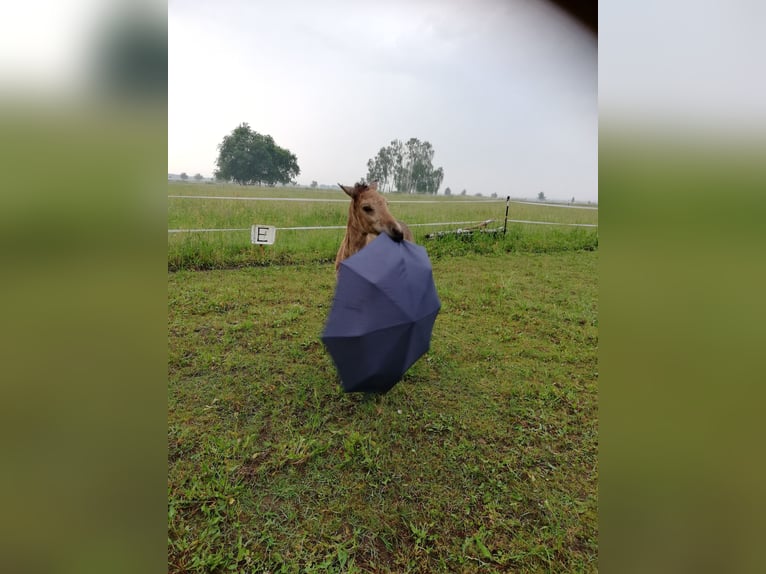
left=167, top=183, right=598, bottom=270
left=168, top=251, right=598, bottom=572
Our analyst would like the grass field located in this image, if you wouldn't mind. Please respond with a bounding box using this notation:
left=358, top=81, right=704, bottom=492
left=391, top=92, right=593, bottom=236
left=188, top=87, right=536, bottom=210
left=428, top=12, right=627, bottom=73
left=167, top=183, right=598, bottom=270
left=168, top=182, right=598, bottom=571
left=168, top=250, right=598, bottom=572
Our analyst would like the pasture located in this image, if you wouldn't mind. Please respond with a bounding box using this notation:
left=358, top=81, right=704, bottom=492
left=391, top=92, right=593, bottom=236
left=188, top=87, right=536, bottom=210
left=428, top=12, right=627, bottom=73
left=167, top=183, right=598, bottom=270
left=168, top=183, right=598, bottom=572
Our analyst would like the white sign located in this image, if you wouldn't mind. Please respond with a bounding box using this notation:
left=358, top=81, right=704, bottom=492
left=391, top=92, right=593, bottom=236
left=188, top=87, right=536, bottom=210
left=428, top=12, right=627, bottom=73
left=251, top=225, right=276, bottom=245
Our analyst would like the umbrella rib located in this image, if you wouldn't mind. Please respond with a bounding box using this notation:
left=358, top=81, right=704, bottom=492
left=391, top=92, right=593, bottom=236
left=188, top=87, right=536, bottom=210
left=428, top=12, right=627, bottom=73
left=322, top=319, right=416, bottom=340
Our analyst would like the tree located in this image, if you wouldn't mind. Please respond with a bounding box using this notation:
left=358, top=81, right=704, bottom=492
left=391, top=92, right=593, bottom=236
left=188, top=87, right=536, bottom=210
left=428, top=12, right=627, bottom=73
left=310, top=180, right=318, bottom=188
left=180, top=172, right=188, bottom=181
left=366, top=137, right=444, bottom=194
left=491, top=193, right=498, bottom=198
left=444, top=187, right=451, bottom=196
left=460, top=189, right=467, bottom=196
left=193, top=173, right=203, bottom=181
left=537, top=191, right=546, bottom=201
left=214, top=123, right=300, bottom=186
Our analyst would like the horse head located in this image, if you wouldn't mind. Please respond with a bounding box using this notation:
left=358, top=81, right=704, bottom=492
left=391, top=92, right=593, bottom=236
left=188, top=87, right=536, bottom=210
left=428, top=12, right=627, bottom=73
left=338, top=181, right=406, bottom=242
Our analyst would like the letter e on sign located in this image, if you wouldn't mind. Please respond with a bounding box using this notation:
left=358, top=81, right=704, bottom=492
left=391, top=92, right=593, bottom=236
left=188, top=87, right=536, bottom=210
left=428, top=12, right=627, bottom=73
left=251, top=225, right=276, bottom=245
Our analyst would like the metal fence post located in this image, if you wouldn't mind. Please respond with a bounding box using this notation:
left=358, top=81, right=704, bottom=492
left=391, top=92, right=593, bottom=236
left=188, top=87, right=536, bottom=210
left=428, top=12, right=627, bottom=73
left=503, top=196, right=510, bottom=235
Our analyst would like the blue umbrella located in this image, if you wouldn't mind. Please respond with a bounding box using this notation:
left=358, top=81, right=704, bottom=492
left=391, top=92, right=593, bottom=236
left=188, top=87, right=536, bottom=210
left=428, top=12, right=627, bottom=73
left=322, top=233, right=441, bottom=393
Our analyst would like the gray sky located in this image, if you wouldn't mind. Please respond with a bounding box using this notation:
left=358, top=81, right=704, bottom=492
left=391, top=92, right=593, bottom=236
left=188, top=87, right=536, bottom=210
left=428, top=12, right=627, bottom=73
left=599, top=0, right=766, bottom=135
left=168, top=0, right=597, bottom=200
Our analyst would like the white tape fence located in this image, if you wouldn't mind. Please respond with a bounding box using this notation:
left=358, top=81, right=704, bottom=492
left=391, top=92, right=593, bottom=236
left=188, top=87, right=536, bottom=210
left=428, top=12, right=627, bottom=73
left=168, top=194, right=598, bottom=209
left=168, top=219, right=597, bottom=234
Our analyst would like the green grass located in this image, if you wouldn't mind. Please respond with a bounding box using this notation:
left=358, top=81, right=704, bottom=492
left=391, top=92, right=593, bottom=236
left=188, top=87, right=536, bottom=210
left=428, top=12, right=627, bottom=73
left=168, top=251, right=598, bottom=572
left=168, top=183, right=598, bottom=270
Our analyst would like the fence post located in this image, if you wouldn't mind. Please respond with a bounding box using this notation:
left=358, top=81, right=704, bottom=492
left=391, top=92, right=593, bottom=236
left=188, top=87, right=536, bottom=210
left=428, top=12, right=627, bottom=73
left=503, top=196, right=510, bottom=235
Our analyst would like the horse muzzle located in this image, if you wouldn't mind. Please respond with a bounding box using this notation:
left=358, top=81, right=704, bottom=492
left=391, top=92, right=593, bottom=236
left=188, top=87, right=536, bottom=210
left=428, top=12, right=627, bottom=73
left=387, top=226, right=404, bottom=242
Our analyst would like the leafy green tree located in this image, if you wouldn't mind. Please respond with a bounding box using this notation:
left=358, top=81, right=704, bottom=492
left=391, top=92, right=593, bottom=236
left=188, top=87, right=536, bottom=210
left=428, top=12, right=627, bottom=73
left=460, top=189, right=467, bottom=196
left=366, top=137, right=444, bottom=194
left=538, top=191, right=546, bottom=201
left=214, top=123, right=300, bottom=186
left=310, top=180, right=318, bottom=188
left=193, top=173, right=203, bottom=181
left=444, top=187, right=451, bottom=196
left=180, top=172, right=188, bottom=181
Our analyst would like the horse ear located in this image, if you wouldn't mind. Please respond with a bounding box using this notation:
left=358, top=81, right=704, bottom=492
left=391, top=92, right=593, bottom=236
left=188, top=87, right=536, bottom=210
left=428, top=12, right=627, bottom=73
left=338, top=183, right=356, bottom=197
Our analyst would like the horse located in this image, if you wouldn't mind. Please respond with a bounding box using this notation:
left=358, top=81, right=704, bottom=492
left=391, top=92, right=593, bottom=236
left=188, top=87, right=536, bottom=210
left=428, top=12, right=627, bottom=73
left=334, top=181, right=413, bottom=273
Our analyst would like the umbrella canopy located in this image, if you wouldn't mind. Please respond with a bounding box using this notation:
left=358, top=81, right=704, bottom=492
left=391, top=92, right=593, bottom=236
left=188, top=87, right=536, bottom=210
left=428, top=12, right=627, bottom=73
left=322, top=233, right=441, bottom=393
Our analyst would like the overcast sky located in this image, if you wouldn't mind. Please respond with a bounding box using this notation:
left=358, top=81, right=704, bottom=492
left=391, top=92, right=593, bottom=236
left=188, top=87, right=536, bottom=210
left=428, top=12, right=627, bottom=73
left=168, top=0, right=597, bottom=200
left=599, top=0, right=766, bottom=135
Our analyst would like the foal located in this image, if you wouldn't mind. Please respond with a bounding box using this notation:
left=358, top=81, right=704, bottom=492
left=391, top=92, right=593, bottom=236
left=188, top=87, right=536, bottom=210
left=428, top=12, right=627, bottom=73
left=335, top=181, right=413, bottom=273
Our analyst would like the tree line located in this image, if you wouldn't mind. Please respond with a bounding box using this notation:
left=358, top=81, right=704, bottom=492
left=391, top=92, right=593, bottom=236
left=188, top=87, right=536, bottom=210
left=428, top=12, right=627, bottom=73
left=212, top=125, right=444, bottom=194
left=365, top=138, right=443, bottom=194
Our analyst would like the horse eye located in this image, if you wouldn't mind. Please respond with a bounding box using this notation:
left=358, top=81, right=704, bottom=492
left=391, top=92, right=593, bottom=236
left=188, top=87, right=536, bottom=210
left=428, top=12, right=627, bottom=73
left=363, top=206, right=374, bottom=213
